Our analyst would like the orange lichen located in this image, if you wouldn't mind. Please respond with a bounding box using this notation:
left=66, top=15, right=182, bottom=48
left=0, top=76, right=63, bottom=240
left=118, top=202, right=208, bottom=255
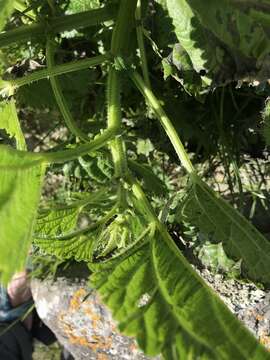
left=256, top=314, right=265, bottom=321
left=58, top=288, right=114, bottom=352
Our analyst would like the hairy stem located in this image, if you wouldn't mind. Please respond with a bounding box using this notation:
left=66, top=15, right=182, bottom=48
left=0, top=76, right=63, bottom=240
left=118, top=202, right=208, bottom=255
left=1, top=54, right=110, bottom=91
left=0, top=5, right=117, bottom=48
left=0, top=126, right=119, bottom=168
left=46, top=38, right=89, bottom=141
left=129, top=70, right=194, bottom=173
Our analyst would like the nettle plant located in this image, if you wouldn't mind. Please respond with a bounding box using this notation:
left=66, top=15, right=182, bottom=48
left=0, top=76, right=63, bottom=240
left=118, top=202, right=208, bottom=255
left=1, top=0, right=270, bottom=358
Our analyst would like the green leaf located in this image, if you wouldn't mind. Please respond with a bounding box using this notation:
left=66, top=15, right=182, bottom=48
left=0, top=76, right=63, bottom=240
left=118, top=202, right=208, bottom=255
left=186, top=0, right=270, bottom=59
left=180, top=179, right=270, bottom=284
left=33, top=205, right=95, bottom=261
left=0, top=100, right=26, bottom=150
left=0, top=0, right=14, bottom=32
left=0, top=147, right=45, bottom=283
left=166, top=0, right=270, bottom=84
left=90, top=233, right=269, bottom=358
left=34, top=232, right=95, bottom=262
left=35, top=207, right=80, bottom=237
left=166, top=0, right=217, bottom=73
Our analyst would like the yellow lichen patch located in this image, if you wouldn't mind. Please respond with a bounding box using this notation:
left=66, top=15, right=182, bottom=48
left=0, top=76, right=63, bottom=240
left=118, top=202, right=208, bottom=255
left=69, top=288, right=87, bottom=310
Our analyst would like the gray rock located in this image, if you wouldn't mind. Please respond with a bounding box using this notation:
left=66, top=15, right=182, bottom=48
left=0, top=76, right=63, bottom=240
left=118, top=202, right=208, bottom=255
left=31, top=266, right=270, bottom=358
left=31, top=277, right=159, bottom=360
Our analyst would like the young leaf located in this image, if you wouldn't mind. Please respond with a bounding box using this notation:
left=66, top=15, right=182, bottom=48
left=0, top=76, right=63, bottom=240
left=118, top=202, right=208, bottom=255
left=93, top=210, right=147, bottom=258
left=0, top=0, right=14, bottom=32
left=180, top=179, right=270, bottom=284
left=0, top=147, right=45, bottom=283
left=90, top=233, right=269, bottom=359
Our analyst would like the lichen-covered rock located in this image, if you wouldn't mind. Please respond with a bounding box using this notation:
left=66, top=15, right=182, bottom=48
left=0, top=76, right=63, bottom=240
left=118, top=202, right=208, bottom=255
left=31, top=277, right=159, bottom=360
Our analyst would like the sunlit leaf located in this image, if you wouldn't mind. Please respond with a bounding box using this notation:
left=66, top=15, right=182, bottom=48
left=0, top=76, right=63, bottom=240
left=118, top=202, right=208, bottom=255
left=0, top=148, right=45, bottom=283
left=90, top=233, right=269, bottom=358
left=0, top=0, right=14, bottom=32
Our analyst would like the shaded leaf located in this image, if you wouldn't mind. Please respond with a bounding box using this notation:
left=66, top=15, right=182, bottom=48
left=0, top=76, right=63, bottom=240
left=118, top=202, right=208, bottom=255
left=129, top=160, right=166, bottom=196
left=187, top=0, right=270, bottom=59
left=180, top=178, right=270, bottom=284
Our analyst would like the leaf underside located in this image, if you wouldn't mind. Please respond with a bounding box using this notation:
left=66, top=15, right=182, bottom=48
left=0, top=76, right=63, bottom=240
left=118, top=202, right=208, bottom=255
left=33, top=207, right=95, bottom=261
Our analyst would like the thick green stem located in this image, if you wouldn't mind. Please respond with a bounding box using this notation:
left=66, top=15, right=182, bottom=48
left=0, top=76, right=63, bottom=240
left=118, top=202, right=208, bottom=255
left=107, top=0, right=137, bottom=179
left=0, top=5, right=117, bottom=48
left=129, top=70, right=194, bottom=174
left=135, top=0, right=151, bottom=89
left=110, top=0, right=137, bottom=57
left=46, top=38, right=89, bottom=141
left=2, top=54, right=110, bottom=91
